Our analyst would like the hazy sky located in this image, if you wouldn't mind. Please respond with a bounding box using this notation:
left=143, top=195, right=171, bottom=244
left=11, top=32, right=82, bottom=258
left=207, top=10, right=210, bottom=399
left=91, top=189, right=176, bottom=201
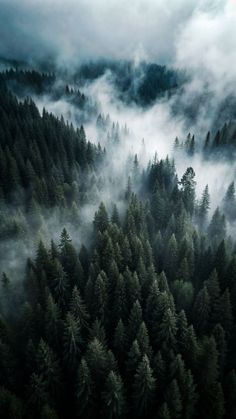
left=1, top=0, right=236, bottom=133
left=0, top=0, right=234, bottom=71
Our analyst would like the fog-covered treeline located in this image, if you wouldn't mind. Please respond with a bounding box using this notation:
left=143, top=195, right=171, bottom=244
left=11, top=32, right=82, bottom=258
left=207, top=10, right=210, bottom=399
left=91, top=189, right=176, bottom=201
left=1, top=138, right=236, bottom=418
left=1, top=0, right=236, bottom=417
left=0, top=66, right=236, bottom=418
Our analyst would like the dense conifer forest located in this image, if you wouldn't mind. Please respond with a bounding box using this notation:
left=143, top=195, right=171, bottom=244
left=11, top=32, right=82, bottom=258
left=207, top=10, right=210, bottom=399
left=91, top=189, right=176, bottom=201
left=0, top=1, right=236, bottom=417
left=0, top=65, right=236, bottom=419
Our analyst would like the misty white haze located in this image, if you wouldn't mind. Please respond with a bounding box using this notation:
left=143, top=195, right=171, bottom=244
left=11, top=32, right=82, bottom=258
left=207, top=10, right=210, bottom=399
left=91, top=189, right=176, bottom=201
left=2, top=2, right=236, bottom=416
left=1, top=0, right=236, bottom=278
left=34, top=68, right=236, bottom=216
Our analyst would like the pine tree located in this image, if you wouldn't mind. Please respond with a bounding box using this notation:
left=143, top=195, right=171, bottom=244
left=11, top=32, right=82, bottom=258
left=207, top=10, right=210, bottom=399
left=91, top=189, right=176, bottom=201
left=126, top=340, right=142, bottom=378
left=102, top=371, right=126, bottom=419
left=159, top=308, right=177, bottom=351
left=204, top=131, right=211, bottom=150
left=219, top=288, right=233, bottom=333
left=198, top=185, right=210, bottom=228
left=136, top=322, right=152, bottom=358
left=181, top=325, right=199, bottom=371
left=158, top=402, right=171, bottom=419
left=111, top=204, right=120, bottom=226
left=205, top=269, right=221, bottom=326
left=132, top=355, right=156, bottom=418
left=208, top=208, right=226, bottom=243
left=198, top=336, right=224, bottom=419
left=92, top=271, right=108, bottom=322
left=59, top=228, right=71, bottom=250
left=193, top=286, right=210, bottom=334
left=224, top=370, right=236, bottom=419
left=189, top=135, right=195, bottom=156
left=94, top=202, right=109, bottom=233
left=76, top=358, right=94, bottom=418
left=127, top=300, right=143, bottom=346
left=85, top=338, right=107, bottom=385
left=213, top=323, right=227, bottom=373
left=45, top=293, right=61, bottom=349
left=52, top=259, right=69, bottom=309
left=223, top=181, right=236, bottom=221
left=89, top=318, right=107, bottom=346
left=163, top=234, right=178, bottom=281
left=112, top=274, right=127, bottom=325
left=70, top=286, right=89, bottom=328
left=165, top=379, right=182, bottom=419
left=184, top=369, right=198, bottom=419
left=63, top=313, right=81, bottom=365
left=214, top=240, right=228, bottom=287
left=35, top=339, right=61, bottom=401
left=113, top=319, right=126, bottom=360
left=180, top=167, right=196, bottom=216
left=153, top=351, right=166, bottom=393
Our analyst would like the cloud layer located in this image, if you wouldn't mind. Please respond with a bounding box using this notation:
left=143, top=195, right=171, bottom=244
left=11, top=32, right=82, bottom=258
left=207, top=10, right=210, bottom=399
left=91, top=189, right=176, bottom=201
left=175, top=0, right=236, bottom=96
left=0, top=0, right=231, bottom=70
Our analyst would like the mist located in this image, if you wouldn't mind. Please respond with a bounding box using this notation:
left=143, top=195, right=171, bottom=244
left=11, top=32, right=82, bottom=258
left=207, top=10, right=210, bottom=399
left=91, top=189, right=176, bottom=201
left=33, top=68, right=236, bottom=211
left=0, top=0, right=211, bottom=66
left=1, top=3, right=236, bottom=417
left=1, top=0, right=236, bottom=278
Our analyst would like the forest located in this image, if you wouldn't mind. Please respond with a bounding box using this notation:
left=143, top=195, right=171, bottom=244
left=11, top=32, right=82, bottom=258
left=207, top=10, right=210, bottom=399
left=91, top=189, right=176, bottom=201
left=0, top=0, right=236, bottom=418
left=0, top=65, right=236, bottom=419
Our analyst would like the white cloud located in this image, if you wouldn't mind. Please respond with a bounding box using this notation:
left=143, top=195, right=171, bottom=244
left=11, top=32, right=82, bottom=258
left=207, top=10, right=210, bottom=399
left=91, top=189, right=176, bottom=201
left=175, top=0, right=236, bottom=95
left=0, top=0, right=215, bottom=66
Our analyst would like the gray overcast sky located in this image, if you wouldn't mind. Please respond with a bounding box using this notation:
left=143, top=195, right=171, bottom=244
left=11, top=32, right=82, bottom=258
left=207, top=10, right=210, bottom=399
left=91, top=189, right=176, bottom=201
left=0, top=0, right=235, bottom=97
left=0, top=0, right=229, bottom=66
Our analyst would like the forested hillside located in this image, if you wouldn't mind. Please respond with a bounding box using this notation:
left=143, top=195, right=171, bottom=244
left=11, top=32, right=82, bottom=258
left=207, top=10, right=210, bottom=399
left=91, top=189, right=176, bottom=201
left=76, top=60, right=180, bottom=105
left=0, top=70, right=236, bottom=419
left=174, top=122, right=236, bottom=159
left=0, top=77, right=104, bottom=241
left=1, top=0, right=236, bottom=417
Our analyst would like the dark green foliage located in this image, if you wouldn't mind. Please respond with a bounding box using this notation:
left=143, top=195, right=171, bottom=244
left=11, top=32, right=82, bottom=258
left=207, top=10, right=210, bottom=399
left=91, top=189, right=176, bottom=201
left=165, top=379, right=182, bottom=419
left=0, top=74, right=235, bottom=419
left=102, top=371, right=126, bottom=419
left=76, top=358, right=94, bottom=418
left=94, top=203, right=109, bottom=233
left=208, top=208, right=226, bottom=243
left=179, top=167, right=196, bottom=216
left=223, top=182, right=236, bottom=222
left=197, top=185, right=210, bottom=228
left=63, top=313, right=81, bottom=365
left=0, top=87, right=102, bottom=209
left=77, top=60, right=179, bottom=106
left=193, top=286, right=210, bottom=334
left=132, top=355, right=156, bottom=417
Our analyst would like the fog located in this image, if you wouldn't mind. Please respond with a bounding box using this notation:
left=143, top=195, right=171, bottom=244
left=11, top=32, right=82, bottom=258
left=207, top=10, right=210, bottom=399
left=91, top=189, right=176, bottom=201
left=0, top=0, right=212, bottom=66
left=27, top=63, right=236, bottom=220
left=1, top=0, right=236, bottom=279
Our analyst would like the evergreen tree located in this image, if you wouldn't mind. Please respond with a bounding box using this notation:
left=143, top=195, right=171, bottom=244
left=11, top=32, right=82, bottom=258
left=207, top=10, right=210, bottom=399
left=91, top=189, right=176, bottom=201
left=127, top=300, right=143, bottom=346
left=158, top=403, right=171, bottom=419
left=113, top=319, right=126, bottom=360
left=180, top=167, right=196, bottom=216
left=198, top=185, right=210, bottom=228
left=132, top=355, right=156, bottom=418
left=159, top=307, right=177, bottom=350
left=102, top=371, right=126, bottom=419
left=94, top=202, right=109, bottom=233
left=208, top=208, right=226, bottom=243
left=193, top=286, right=210, bottom=334
left=76, top=358, right=94, bottom=418
left=224, top=370, right=236, bottom=419
left=165, top=379, right=182, bottom=419
left=70, top=286, right=89, bottom=328
left=63, top=313, right=81, bottom=365
left=223, top=181, right=236, bottom=221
